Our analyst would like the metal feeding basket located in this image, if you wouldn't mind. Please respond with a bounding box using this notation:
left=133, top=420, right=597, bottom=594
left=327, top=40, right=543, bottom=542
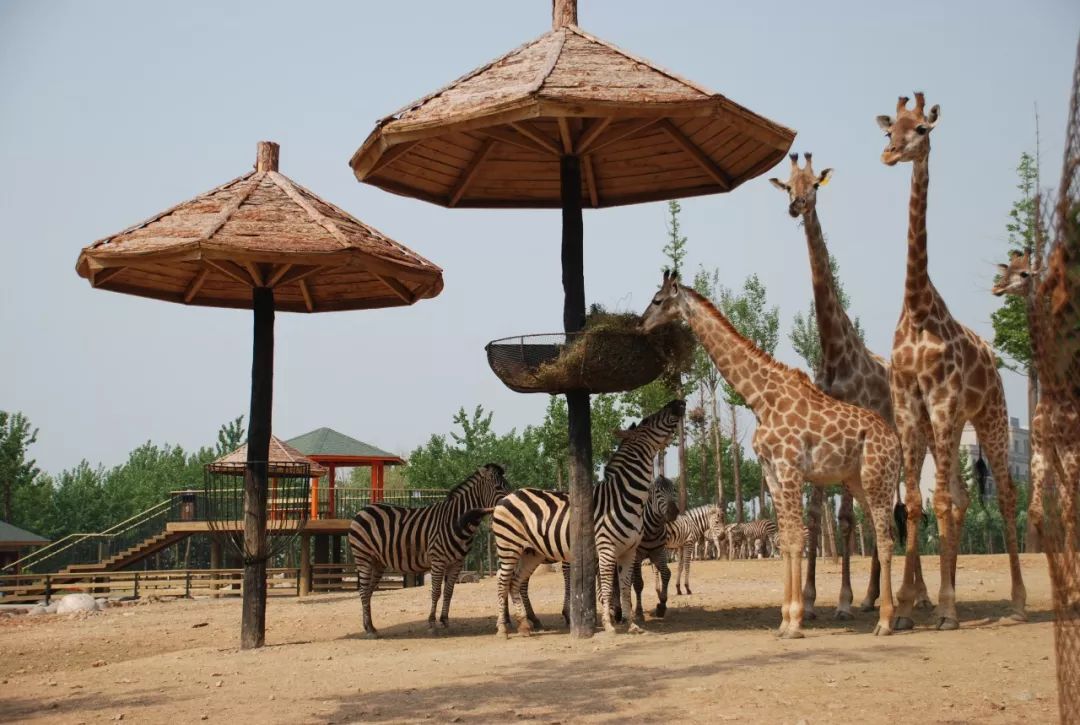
left=203, top=461, right=311, bottom=562
left=485, top=331, right=668, bottom=395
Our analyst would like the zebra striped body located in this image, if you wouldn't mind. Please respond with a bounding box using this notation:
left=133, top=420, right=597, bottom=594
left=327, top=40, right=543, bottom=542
left=493, top=400, right=685, bottom=636
left=348, top=464, right=510, bottom=638
left=627, top=477, right=679, bottom=618
left=666, top=505, right=721, bottom=595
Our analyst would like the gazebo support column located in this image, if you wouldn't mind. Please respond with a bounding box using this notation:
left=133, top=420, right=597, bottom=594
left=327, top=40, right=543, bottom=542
left=561, top=153, right=597, bottom=638
left=242, top=285, right=274, bottom=650
left=299, top=533, right=311, bottom=597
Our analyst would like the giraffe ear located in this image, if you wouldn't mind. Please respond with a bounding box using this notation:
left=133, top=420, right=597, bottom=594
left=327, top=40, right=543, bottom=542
left=996, top=263, right=1009, bottom=273
left=927, top=104, right=940, bottom=126
left=815, top=169, right=833, bottom=188
left=876, top=115, right=893, bottom=131
left=768, top=178, right=789, bottom=192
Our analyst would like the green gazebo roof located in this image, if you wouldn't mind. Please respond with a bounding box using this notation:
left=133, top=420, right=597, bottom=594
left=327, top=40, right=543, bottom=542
left=286, top=427, right=402, bottom=463
left=0, top=521, right=49, bottom=545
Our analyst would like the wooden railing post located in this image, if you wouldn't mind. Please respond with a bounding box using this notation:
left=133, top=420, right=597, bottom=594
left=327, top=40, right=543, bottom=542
left=185, top=570, right=192, bottom=598
left=134, top=572, right=140, bottom=600
left=45, top=575, right=52, bottom=605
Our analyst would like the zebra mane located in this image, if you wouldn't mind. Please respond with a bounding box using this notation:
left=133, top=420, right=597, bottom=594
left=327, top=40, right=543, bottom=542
left=445, top=463, right=502, bottom=498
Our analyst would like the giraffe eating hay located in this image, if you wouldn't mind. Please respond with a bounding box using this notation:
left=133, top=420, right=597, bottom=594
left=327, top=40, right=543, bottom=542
left=641, top=271, right=901, bottom=637
left=877, top=92, right=1027, bottom=629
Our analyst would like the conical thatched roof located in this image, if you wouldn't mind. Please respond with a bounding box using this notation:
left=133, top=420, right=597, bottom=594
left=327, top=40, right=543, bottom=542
left=78, top=142, right=443, bottom=313
left=350, top=24, right=795, bottom=208
left=208, top=435, right=328, bottom=477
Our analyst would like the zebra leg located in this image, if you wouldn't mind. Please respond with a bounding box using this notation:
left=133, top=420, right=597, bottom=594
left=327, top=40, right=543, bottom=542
left=438, top=560, right=464, bottom=629
left=681, top=544, right=693, bottom=595
left=517, top=554, right=546, bottom=631
left=427, top=564, right=445, bottom=634
left=632, top=553, right=645, bottom=619
left=618, top=550, right=643, bottom=633
left=510, top=553, right=544, bottom=636
left=675, top=547, right=685, bottom=595
left=495, top=551, right=517, bottom=638
left=653, top=550, right=671, bottom=618
left=597, top=548, right=618, bottom=634
left=357, top=560, right=383, bottom=639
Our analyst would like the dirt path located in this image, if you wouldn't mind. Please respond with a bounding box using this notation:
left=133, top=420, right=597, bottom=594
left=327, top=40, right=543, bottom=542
left=0, top=555, right=1060, bottom=724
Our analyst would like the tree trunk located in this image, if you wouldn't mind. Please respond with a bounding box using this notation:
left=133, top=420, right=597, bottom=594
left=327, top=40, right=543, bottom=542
left=657, top=449, right=667, bottom=476
left=555, top=463, right=564, bottom=492
left=242, top=286, right=274, bottom=650
left=698, top=390, right=709, bottom=504
left=561, top=154, right=596, bottom=639
left=710, top=388, right=724, bottom=521
left=730, top=405, right=744, bottom=524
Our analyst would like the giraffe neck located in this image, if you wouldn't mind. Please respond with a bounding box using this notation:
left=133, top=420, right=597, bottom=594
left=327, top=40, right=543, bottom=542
left=904, top=155, right=933, bottom=322
left=680, top=288, right=777, bottom=411
left=803, top=207, right=862, bottom=371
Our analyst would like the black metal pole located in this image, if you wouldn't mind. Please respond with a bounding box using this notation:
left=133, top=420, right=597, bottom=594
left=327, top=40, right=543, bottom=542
left=242, top=286, right=274, bottom=649
left=561, top=154, right=597, bottom=638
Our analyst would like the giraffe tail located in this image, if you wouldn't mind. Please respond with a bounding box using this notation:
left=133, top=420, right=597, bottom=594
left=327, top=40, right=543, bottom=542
left=893, top=501, right=907, bottom=544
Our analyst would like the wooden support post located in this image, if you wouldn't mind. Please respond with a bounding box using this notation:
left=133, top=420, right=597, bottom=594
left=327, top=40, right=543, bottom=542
left=561, top=153, right=596, bottom=638
left=310, top=476, right=319, bottom=519
left=299, top=534, right=311, bottom=597
left=241, top=285, right=274, bottom=650
left=328, top=465, right=336, bottom=518
left=210, top=538, right=222, bottom=597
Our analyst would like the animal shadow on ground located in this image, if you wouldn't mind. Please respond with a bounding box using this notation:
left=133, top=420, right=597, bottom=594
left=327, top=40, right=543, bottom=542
left=0, top=690, right=169, bottom=722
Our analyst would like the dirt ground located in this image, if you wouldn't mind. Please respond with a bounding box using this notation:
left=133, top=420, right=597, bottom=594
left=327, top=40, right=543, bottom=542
left=0, top=554, right=1061, bottom=724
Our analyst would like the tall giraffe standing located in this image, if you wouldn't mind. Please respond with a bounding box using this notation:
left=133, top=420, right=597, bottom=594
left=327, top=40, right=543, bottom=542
left=993, top=250, right=1080, bottom=552
left=877, top=92, right=1026, bottom=629
left=642, top=271, right=901, bottom=637
left=769, top=153, right=933, bottom=618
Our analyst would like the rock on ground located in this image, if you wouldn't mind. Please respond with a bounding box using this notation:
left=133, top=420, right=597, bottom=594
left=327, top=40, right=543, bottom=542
left=56, top=593, right=98, bottom=615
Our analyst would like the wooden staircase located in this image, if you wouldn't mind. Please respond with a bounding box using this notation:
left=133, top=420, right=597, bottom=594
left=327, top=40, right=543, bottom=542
left=63, top=531, right=189, bottom=573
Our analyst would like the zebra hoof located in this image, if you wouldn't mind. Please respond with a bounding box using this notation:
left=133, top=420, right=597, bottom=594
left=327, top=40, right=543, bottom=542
left=517, top=623, right=533, bottom=637
left=893, top=616, right=915, bottom=631
left=675, top=587, right=683, bottom=596
left=872, top=622, right=893, bottom=637
left=439, top=619, right=449, bottom=629
left=803, top=609, right=817, bottom=621
left=627, top=623, right=645, bottom=635
left=495, top=628, right=508, bottom=640
left=529, top=619, right=545, bottom=632
left=361, top=630, right=380, bottom=640
left=937, top=617, right=960, bottom=631
left=685, top=587, right=692, bottom=595
left=652, top=604, right=666, bottom=618
left=859, top=600, right=877, bottom=613
left=834, top=610, right=853, bottom=621
left=1007, top=610, right=1028, bottom=623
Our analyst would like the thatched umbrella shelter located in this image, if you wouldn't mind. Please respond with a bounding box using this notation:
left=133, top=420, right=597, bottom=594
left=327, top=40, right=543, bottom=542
left=76, top=141, right=443, bottom=648
left=349, top=1, right=793, bottom=637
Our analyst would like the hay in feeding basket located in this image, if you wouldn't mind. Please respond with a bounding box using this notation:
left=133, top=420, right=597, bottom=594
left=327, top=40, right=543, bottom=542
left=531, top=306, right=696, bottom=393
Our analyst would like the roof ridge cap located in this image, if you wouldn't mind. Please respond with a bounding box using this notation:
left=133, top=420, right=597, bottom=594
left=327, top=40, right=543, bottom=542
left=267, top=171, right=351, bottom=250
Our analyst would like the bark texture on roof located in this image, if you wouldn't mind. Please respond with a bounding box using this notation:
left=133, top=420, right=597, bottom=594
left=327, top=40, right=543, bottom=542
left=209, top=435, right=328, bottom=477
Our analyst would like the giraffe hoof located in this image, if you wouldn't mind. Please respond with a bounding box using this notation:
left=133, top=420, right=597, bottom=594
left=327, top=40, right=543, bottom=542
left=859, top=600, right=877, bottom=613
left=803, top=609, right=817, bottom=621
left=1007, top=611, right=1028, bottom=623
left=780, top=629, right=805, bottom=640
left=872, top=623, right=893, bottom=637
left=361, top=630, right=380, bottom=640
left=834, top=610, right=853, bottom=621
left=915, top=597, right=934, bottom=610
left=893, top=616, right=915, bottom=631
left=936, top=617, right=960, bottom=631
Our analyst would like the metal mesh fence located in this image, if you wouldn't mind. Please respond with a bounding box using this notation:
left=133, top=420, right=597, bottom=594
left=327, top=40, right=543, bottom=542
left=1037, top=32, right=1080, bottom=725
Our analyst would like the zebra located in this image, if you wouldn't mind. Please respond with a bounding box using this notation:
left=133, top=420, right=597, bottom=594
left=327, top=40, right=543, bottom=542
left=493, top=399, right=686, bottom=637
left=739, top=518, right=778, bottom=559
left=622, top=476, right=680, bottom=618
left=632, top=503, right=719, bottom=614
left=348, top=463, right=511, bottom=638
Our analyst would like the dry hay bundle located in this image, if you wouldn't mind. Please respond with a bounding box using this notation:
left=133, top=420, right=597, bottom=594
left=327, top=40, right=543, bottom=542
left=486, top=307, right=695, bottom=395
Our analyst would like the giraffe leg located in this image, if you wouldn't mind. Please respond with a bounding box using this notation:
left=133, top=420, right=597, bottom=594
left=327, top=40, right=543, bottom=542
left=803, top=485, right=822, bottom=620
left=654, top=550, right=671, bottom=617
left=930, top=419, right=964, bottom=631
left=866, top=489, right=896, bottom=637
left=973, top=405, right=1028, bottom=621
left=357, top=560, right=382, bottom=639
left=835, top=486, right=855, bottom=620
left=426, top=564, right=444, bottom=634
left=1028, top=409, right=1049, bottom=543
left=892, top=384, right=929, bottom=630
left=438, top=560, right=463, bottom=629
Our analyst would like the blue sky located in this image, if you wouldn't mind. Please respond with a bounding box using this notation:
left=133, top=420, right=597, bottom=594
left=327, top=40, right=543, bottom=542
left=2, top=1, right=1078, bottom=475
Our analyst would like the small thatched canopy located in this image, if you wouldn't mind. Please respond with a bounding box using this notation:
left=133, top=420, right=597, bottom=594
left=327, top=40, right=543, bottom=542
left=78, top=142, right=443, bottom=313
left=208, top=435, right=328, bottom=478
left=350, top=21, right=794, bottom=208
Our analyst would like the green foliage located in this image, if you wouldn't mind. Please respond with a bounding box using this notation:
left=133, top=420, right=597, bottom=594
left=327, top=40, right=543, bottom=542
left=662, top=200, right=688, bottom=276
left=215, top=415, right=245, bottom=456
left=991, top=151, right=1038, bottom=372
left=0, top=411, right=41, bottom=522
left=789, top=254, right=864, bottom=376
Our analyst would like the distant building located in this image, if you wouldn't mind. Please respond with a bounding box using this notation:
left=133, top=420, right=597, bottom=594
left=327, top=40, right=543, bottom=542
left=917, top=417, right=1030, bottom=502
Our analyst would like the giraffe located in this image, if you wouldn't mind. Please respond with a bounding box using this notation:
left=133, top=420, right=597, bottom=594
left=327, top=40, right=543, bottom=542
left=877, top=92, right=1026, bottom=629
left=769, top=151, right=933, bottom=619
left=641, top=271, right=901, bottom=637
left=992, top=250, right=1080, bottom=553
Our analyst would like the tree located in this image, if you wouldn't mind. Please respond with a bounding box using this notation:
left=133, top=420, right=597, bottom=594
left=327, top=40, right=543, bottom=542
left=991, top=152, right=1039, bottom=373
left=216, top=415, right=246, bottom=456
left=0, top=411, right=40, bottom=523
left=537, top=394, right=626, bottom=487
left=789, top=254, right=865, bottom=376
left=719, top=275, right=780, bottom=521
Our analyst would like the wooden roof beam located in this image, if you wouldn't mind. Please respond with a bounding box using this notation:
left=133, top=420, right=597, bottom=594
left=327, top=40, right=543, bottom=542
left=584, top=117, right=661, bottom=156
left=448, top=137, right=496, bottom=207
left=557, top=117, right=574, bottom=154
left=266, top=263, right=294, bottom=287
left=183, top=268, right=210, bottom=303
left=299, top=279, right=315, bottom=312
left=660, top=120, right=732, bottom=190
left=574, top=117, right=612, bottom=155
left=92, top=266, right=127, bottom=287
left=477, top=127, right=555, bottom=157
left=243, top=261, right=265, bottom=287
left=274, top=265, right=323, bottom=287
left=375, top=273, right=416, bottom=304
left=369, top=141, right=419, bottom=176
left=510, top=121, right=562, bottom=157
left=206, top=259, right=256, bottom=287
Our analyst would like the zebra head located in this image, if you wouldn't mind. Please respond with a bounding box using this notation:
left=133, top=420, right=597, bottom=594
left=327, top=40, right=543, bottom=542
left=640, top=269, right=687, bottom=333
left=647, top=475, right=679, bottom=524
left=707, top=508, right=726, bottom=541
left=612, top=399, right=686, bottom=460
left=450, top=463, right=512, bottom=509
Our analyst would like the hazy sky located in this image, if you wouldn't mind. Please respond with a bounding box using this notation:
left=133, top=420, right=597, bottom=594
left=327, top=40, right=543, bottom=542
left=2, top=1, right=1078, bottom=476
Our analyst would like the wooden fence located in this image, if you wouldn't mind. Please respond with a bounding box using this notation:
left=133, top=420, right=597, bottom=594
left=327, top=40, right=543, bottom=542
left=0, top=564, right=417, bottom=605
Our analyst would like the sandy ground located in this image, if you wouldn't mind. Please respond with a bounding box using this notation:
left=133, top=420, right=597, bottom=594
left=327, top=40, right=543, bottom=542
left=0, top=554, right=1061, bottom=724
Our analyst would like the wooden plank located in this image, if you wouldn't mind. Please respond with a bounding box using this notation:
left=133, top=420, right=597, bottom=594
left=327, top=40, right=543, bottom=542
left=583, top=118, right=661, bottom=155
left=182, top=268, right=210, bottom=303
left=274, top=265, right=323, bottom=287
left=448, top=137, right=496, bottom=207
left=575, top=117, right=613, bottom=155
left=92, top=266, right=127, bottom=287
left=369, top=140, right=419, bottom=176
left=299, top=279, right=315, bottom=312
left=374, top=273, right=416, bottom=304
left=266, top=263, right=293, bottom=287
left=660, top=119, right=732, bottom=190
left=557, top=117, right=574, bottom=154
left=510, top=122, right=562, bottom=157
left=243, top=261, right=264, bottom=287
left=205, top=259, right=255, bottom=287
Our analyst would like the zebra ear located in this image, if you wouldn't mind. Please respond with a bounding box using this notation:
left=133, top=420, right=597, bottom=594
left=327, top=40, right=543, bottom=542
left=613, top=422, right=638, bottom=440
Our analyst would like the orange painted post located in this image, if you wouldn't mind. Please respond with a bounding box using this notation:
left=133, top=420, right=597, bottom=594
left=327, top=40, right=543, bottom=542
left=329, top=465, right=336, bottom=518
left=377, top=462, right=385, bottom=502
left=310, top=476, right=319, bottom=519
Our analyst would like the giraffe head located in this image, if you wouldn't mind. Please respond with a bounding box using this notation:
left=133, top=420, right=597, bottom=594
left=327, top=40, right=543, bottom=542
left=640, top=269, right=687, bottom=332
left=992, top=249, right=1035, bottom=297
left=769, top=152, right=833, bottom=218
left=876, top=92, right=940, bottom=166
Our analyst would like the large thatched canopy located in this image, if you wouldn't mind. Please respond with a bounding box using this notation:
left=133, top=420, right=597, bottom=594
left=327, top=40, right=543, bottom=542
left=78, top=143, right=443, bottom=313
left=208, top=435, right=328, bottom=478
left=350, top=23, right=794, bottom=208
